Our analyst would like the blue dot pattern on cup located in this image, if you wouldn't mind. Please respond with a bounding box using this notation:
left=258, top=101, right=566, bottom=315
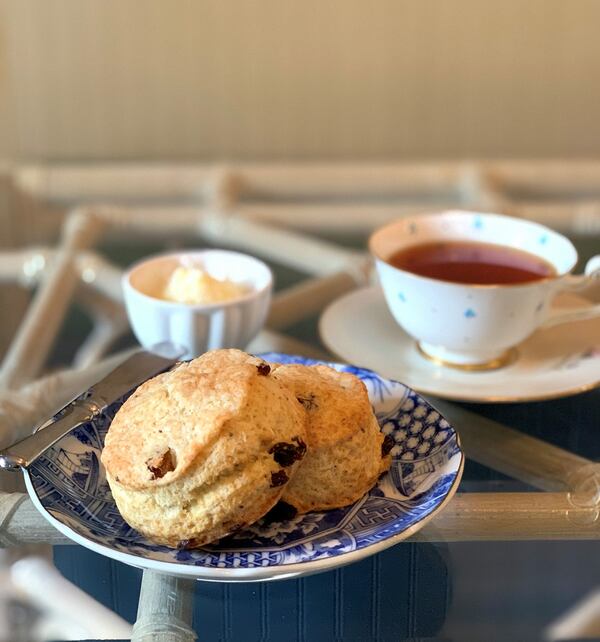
left=398, top=292, right=407, bottom=302
left=539, top=234, right=548, bottom=245
left=464, top=308, right=476, bottom=318
left=473, top=215, right=483, bottom=229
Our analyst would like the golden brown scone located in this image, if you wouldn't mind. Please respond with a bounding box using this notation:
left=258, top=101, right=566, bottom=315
left=271, top=364, right=392, bottom=514
left=101, top=349, right=307, bottom=548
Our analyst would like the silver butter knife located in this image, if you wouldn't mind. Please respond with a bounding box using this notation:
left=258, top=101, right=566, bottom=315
left=0, top=343, right=185, bottom=471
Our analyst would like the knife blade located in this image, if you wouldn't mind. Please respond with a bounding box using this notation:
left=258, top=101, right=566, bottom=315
left=0, top=344, right=185, bottom=471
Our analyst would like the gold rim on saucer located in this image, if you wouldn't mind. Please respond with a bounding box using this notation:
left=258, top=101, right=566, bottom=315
left=416, top=343, right=519, bottom=372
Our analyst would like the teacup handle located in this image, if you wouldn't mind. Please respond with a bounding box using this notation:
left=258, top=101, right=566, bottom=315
left=542, top=255, right=600, bottom=328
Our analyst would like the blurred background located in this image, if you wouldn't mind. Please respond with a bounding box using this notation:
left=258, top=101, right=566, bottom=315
left=2, top=0, right=600, bottom=357
left=1, top=2, right=600, bottom=641
left=2, top=0, right=600, bottom=161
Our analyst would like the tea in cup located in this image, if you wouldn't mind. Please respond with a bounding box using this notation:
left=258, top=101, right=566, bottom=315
left=369, top=211, right=600, bottom=369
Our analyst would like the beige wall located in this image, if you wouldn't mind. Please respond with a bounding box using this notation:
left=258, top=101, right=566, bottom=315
left=1, top=0, right=600, bottom=161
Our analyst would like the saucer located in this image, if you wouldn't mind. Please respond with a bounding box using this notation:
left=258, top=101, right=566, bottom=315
left=319, top=286, right=600, bottom=403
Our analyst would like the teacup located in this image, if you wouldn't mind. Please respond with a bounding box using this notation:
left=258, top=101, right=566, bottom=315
left=369, top=210, right=600, bottom=369
left=123, top=249, right=272, bottom=359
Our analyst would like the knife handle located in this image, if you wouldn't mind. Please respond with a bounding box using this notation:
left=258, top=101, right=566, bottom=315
left=0, top=345, right=185, bottom=472
left=0, top=397, right=104, bottom=471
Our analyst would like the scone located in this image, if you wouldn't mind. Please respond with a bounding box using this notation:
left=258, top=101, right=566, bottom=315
left=271, top=364, right=392, bottom=514
left=101, top=349, right=307, bottom=548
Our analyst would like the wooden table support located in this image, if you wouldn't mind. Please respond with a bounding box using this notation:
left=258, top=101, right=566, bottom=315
left=3, top=491, right=599, bottom=546
left=131, top=571, right=197, bottom=642
left=434, top=399, right=597, bottom=494
left=0, top=211, right=105, bottom=391
left=1, top=160, right=599, bottom=640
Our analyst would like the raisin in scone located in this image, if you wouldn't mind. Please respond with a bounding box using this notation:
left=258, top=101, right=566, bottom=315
left=101, top=349, right=307, bottom=548
left=271, top=364, right=391, bottom=514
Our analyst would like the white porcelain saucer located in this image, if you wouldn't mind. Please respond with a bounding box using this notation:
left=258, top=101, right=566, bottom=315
left=319, top=286, right=600, bottom=403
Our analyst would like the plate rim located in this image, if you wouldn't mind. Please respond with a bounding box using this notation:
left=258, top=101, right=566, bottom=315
left=319, top=285, right=600, bottom=404
left=24, top=455, right=464, bottom=581
left=23, top=355, right=465, bottom=582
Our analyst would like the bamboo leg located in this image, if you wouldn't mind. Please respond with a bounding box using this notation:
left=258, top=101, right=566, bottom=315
left=75, top=252, right=125, bottom=304
left=131, top=571, right=196, bottom=642
left=0, top=248, right=51, bottom=284
left=73, top=282, right=129, bottom=369
left=2, top=492, right=599, bottom=545
left=95, top=205, right=205, bottom=239
left=267, top=269, right=368, bottom=330
left=0, top=244, right=80, bottom=389
left=0, top=492, right=27, bottom=547
left=72, top=318, right=128, bottom=370
left=0, top=212, right=105, bottom=389
left=412, top=492, right=600, bottom=542
left=15, top=164, right=214, bottom=202
left=432, top=399, right=593, bottom=492
left=200, top=213, right=363, bottom=276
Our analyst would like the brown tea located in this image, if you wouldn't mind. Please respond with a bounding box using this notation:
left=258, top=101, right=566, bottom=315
left=387, top=241, right=556, bottom=285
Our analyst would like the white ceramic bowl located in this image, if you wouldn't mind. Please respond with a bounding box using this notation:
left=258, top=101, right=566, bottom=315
left=123, top=250, right=273, bottom=358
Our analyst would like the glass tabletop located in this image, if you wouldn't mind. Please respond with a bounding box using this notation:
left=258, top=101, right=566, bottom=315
left=47, top=234, right=600, bottom=641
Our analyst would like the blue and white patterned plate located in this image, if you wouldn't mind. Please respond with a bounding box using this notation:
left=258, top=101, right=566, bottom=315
left=23, top=353, right=464, bottom=582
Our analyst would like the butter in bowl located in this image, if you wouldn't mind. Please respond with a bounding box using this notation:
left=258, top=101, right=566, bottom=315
left=122, top=250, right=273, bottom=358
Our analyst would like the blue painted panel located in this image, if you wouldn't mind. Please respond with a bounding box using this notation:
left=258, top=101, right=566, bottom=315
left=55, top=542, right=448, bottom=640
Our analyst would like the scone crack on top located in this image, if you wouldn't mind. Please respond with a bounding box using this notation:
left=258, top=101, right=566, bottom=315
left=101, top=349, right=309, bottom=547
left=101, top=349, right=390, bottom=548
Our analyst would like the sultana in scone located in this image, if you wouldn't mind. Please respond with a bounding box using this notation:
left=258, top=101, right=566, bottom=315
left=271, top=364, right=392, bottom=514
left=101, top=349, right=307, bottom=548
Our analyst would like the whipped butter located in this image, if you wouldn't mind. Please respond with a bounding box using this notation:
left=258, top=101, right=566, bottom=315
left=163, top=265, right=248, bottom=304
